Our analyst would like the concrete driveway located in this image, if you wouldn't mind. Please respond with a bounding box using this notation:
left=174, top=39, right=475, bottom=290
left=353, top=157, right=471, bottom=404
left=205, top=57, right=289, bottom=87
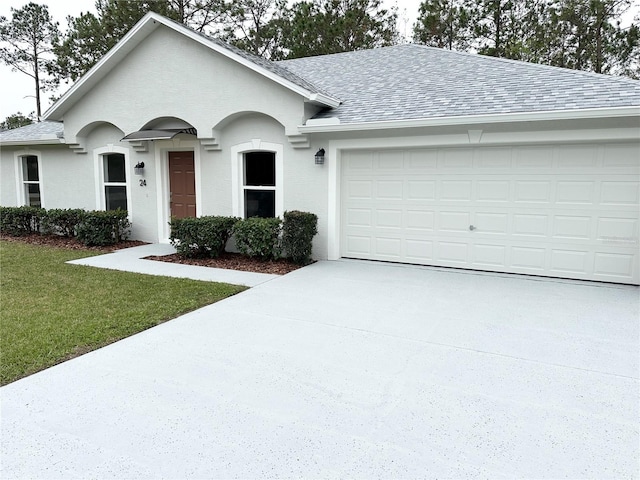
left=2, top=260, right=638, bottom=478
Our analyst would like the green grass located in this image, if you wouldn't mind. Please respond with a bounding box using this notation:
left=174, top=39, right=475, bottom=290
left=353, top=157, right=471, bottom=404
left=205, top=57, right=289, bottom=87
left=0, top=240, right=246, bottom=385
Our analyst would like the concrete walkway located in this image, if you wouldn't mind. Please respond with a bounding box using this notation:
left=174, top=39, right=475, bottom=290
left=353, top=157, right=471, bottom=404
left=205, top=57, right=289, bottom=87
left=67, top=243, right=279, bottom=287
left=2, top=254, right=639, bottom=478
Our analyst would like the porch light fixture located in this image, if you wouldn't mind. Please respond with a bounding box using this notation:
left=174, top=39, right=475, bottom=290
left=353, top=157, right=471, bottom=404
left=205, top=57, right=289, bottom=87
left=134, top=161, right=145, bottom=175
left=315, top=148, right=325, bottom=165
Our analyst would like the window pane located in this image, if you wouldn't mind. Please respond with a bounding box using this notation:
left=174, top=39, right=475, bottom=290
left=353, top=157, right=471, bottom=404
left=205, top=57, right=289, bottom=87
left=23, top=156, right=39, bottom=181
left=26, top=184, right=41, bottom=207
left=245, top=190, right=275, bottom=218
left=105, top=186, right=127, bottom=211
left=105, top=154, right=126, bottom=183
left=244, top=152, right=275, bottom=186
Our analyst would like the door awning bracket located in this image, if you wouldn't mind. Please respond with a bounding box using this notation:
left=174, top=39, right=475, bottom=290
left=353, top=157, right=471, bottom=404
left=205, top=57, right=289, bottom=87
left=121, top=128, right=197, bottom=141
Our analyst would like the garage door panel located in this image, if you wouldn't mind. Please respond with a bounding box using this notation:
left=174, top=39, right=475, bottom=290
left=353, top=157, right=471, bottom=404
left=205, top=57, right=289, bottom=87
left=597, top=217, right=638, bottom=241
left=406, top=239, right=434, bottom=260
left=441, top=180, right=473, bottom=201
left=344, top=179, right=373, bottom=200
left=593, top=252, right=636, bottom=279
left=474, top=212, right=509, bottom=234
left=552, top=215, right=592, bottom=240
left=514, top=146, right=554, bottom=168
left=472, top=244, right=508, bottom=267
left=375, top=237, right=402, bottom=258
left=602, top=144, right=640, bottom=168
left=477, top=147, right=512, bottom=168
left=510, top=246, right=547, bottom=270
left=437, top=241, right=469, bottom=263
left=476, top=180, right=511, bottom=202
left=556, top=181, right=596, bottom=204
left=550, top=249, right=591, bottom=274
left=512, top=213, right=549, bottom=237
left=376, top=209, right=403, bottom=228
left=345, top=235, right=371, bottom=256
left=406, top=210, right=435, bottom=230
left=438, top=211, right=471, bottom=232
left=408, top=180, right=436, bottom=200
left=407, top=149, right=438, bottom=169
left=378, top=150, right=406, bottom=169
left=341, top=143, right=640, bottom=284
left=600, top=181, right=640, bottom=205
left=376, top=180, right=404, bottom=199
left=514, top=180, right=552, bottom=203
left=345, top=208, right=372, bottom=228
left=343, top=152, right=373, bottom=172
left=556, top=146, right=599, bottom=168
left=440, top=148, right=474, bottom=168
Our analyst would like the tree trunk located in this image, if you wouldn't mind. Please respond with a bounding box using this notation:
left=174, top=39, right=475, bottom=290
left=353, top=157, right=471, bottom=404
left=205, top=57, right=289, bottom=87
left=33, top=43, right=41, bottom=120
left=595, top=5, right=603, bottom=73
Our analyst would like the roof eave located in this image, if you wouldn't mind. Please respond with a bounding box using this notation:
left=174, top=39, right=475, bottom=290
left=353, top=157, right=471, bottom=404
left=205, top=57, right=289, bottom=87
left=298, top=106, right=640, bottom=133
left=307, top=93, right=341, bottom=108
left=0, top=137, right=65, bottom=146
left=44, top=12, right=340, bottom=120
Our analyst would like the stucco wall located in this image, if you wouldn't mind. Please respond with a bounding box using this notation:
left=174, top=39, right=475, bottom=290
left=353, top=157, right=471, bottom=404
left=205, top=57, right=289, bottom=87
left=218, top=113, right=329, bottom=259
left=82, top=122, right=160, bottom=242
left=1, top=145, right=94, bottom=211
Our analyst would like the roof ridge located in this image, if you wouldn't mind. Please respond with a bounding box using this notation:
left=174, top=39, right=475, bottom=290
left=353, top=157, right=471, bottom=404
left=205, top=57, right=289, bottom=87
left=281, top=43, right=638, bottom=85
left=407, top=43, right=640, bottom=85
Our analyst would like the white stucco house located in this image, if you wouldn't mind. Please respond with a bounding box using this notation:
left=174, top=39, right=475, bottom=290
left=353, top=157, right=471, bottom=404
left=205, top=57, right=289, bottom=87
left=1, top=12, right=639, bottom=285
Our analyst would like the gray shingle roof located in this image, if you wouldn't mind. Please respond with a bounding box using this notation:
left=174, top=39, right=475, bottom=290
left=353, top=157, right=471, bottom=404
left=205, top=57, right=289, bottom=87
left=0, top=121, right=63, bottom=143
left=279, top=44, right=640, bottom=124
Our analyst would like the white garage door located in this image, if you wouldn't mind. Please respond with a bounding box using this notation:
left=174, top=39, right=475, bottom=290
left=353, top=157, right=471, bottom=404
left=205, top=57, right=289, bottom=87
left=341, top=142, right=640, bottom=284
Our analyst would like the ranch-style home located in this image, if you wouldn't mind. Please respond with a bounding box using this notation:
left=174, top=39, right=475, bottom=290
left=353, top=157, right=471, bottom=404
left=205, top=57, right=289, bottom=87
left=1, top=12, right=639, bottom=285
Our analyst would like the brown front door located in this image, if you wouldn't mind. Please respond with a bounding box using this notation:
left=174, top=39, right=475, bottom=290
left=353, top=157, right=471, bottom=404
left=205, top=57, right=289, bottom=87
left=169, top=151, right=196, bottom=218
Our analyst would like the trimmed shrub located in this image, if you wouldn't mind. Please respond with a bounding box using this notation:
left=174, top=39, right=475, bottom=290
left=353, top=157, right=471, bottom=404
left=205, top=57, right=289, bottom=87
left=281, top=210, right=318, bottom=265
left=169, top=216, right=238, bottom=258
left=233, top=217, right=282, bottom=260
left=0, top=206, right=44, bottom=236
left=76, top=209, right=131, bottom=246
left=42, top=208, right=86, bottom=237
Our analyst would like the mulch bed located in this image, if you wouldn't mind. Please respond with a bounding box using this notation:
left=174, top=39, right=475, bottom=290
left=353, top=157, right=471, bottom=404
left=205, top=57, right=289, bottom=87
left=0, top=233, right=147, bottom=252
left=144, top=252, right=303, bottom=275
left=1, top=233, right=304, bottom=275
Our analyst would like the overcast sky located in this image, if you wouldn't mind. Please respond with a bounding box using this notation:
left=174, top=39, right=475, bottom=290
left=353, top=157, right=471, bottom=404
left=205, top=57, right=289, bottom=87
left=0, top=0, right=636, bottom=120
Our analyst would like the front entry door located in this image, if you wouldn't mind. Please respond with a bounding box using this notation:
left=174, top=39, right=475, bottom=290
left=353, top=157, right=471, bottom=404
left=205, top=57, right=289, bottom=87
left=169, top=151, right=196, bottom=218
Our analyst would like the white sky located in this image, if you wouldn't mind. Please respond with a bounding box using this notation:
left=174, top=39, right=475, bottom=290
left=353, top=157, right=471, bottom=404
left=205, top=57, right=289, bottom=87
left=0, top=0, right=636, bottom=120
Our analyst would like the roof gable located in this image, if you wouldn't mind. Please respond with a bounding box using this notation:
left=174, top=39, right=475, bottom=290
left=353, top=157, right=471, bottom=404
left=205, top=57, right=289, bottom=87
left=44, top=13, right=340, bottom=121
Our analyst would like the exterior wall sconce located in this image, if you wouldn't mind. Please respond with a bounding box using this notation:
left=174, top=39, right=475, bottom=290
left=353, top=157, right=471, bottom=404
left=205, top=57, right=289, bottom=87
left=315, top=148, right=325, bottom=165
left=134, top=161, right=145, bottom=175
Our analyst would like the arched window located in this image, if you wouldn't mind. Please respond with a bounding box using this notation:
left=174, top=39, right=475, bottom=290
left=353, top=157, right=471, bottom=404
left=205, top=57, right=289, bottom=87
left=231, top=140, right=283, bottom=219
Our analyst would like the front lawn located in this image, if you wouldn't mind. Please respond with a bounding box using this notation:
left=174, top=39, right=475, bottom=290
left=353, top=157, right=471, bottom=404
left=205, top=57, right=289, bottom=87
left=0, top=240, right=245, bottom=385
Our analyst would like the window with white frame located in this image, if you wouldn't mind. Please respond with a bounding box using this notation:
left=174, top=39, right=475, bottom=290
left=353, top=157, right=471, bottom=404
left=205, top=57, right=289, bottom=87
left=21, top=155, right=41, bottom=207
left=243, top=151, right=276, bottom=218
left=103, top=153, right=127, bottom=211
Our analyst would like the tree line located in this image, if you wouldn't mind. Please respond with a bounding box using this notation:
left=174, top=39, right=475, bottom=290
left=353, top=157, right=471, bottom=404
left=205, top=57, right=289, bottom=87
left=1, top=0, right=638, bottom=127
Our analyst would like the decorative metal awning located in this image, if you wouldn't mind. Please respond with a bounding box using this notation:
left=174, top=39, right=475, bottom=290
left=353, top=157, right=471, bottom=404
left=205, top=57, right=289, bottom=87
left=121, top=127, right=197, bottom=141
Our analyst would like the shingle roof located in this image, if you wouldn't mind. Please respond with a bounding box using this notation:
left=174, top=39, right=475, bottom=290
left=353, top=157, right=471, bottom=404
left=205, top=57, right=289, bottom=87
left=0, top=121, right=63, bottom=143
left=279, top=44, right=640, bottom=124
